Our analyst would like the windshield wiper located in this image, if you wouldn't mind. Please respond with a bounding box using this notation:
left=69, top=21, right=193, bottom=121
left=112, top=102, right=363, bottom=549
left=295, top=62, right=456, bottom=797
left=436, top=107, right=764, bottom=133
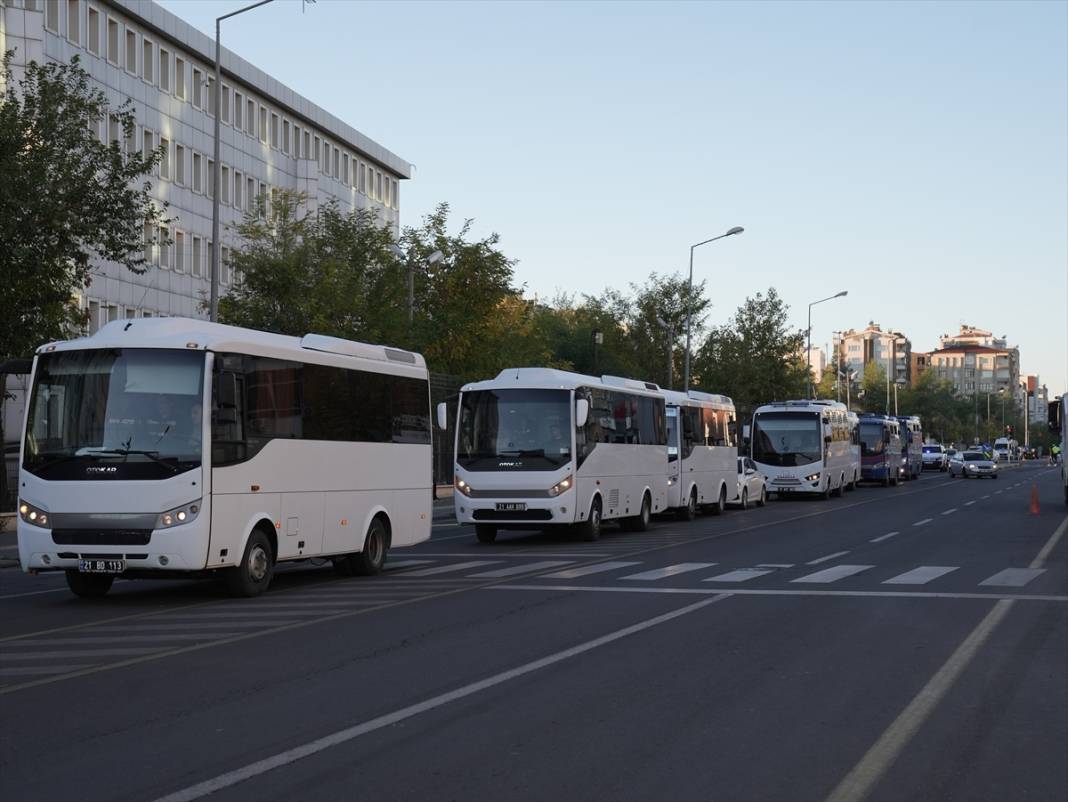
left=86, top=448, right=182, bottom=474
left=498, top=449, right=547, bottom=458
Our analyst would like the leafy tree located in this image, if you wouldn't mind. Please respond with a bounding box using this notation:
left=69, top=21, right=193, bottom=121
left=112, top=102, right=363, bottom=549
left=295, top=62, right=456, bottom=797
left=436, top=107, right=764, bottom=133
left=532, top=291, right=636, bottom=378
left=857, top=361, right=889, bottom=413
left=1, top=54, right=169, bottom=360
left=624, top=273, right=710, bottom=390
left=693, top=288, right=808, bottom=421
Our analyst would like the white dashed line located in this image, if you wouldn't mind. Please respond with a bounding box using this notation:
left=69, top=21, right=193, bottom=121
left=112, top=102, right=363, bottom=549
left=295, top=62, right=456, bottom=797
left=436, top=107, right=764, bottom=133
left=806, top=551, right=850, bottom=565
left=870, top=532, right=899, bottom=543
left=941, top=508, right=957, bottom=516
left=963, top=501, right=975, bottom=507
left=913, top=518, right=933, bottom=527
left=756, top=563, right=795, bottom=569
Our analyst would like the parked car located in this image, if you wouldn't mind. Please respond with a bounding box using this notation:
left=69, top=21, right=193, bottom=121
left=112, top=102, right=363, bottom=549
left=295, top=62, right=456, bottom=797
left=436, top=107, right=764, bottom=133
left=949, top=450, right=998, bottom=479
left=731, top=456, right=767, bottom=509
left=922, top=444, right=948, bottom=471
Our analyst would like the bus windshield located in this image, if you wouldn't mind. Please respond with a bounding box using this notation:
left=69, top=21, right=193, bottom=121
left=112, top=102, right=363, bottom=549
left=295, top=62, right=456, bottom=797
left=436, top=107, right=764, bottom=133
left=23, top=349, right=205, bottom=481
left=666, top=408, right=679, bottom=462
left=752, top=412, right=821, bottom=466
left=458, top=388, right=572, bottom=471
left=859, top=424, right=886, bottom=456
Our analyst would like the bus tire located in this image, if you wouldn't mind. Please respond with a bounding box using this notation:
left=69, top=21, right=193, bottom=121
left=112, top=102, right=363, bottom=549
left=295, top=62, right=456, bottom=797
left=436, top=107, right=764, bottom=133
left=578, top=498, right=602, bottom=541
left=627, top=493, right=651, bottom=532
left=475, top=524, right=498, bottom=544
left=832, top=475, right=844, bottom=497
left=677, top=488, right=697, bottom=522
left=226, top=529, right=274, bottom=598
left=65, top=570, right=114, bottom=599
left=352, top=517, right=388, bottom=576
left=710, top=486, right=726, bottom=515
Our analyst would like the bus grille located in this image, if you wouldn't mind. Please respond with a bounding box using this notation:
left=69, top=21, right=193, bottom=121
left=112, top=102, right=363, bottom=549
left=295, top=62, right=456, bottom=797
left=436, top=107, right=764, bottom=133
left=52, top=529, right=153, bottom=546
left=472, top=509, right=553, bottom=522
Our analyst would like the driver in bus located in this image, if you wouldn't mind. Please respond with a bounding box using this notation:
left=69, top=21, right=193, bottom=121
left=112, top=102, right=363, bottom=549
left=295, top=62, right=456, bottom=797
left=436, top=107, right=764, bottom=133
left=546, top=421, right=570, bottom=455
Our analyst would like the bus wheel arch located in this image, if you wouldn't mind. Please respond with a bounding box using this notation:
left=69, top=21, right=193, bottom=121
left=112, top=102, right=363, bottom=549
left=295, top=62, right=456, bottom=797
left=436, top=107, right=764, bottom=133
left=677, top=484, right=698, bottom=521
left=226, top=523, right=276, bottom=597
left=578, top=494, right=603, bottom=541
left=710, top=483, right=726, bottom=515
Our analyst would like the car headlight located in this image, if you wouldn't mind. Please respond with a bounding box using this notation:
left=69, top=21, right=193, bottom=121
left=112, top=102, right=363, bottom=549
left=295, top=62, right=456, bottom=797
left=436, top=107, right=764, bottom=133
left=548, top=476, right=573, bottom=497
left=18, top=499, right=50, bottom=528
left=804, top=473, right=821, bottom=482
left=454, top=477, right=473, bottom=497
left=156, top=500, right=201, bottom=529
left=966, top=464, right=977, bottom=472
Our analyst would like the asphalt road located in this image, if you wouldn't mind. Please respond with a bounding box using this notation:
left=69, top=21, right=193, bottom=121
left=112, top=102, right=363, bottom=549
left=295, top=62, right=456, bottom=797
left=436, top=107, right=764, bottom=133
left=1, top=462, right=1065, bottom=802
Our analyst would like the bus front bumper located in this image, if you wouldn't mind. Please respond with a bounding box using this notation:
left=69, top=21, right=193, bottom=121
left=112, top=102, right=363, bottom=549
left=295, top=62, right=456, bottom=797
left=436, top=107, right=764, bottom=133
left=454, top=493, right=577, bottom=527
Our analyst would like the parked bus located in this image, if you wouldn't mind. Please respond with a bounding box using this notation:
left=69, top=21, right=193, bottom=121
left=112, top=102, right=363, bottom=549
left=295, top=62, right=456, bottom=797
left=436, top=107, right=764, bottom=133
left=662, top=390, right=739, bottom=518
left=858, top=414, right=903, bottom=486
left=17, top=319, right=432, bottom=598
left=894, top=415, right=923, bottom=480
left=446, top=369, right=668, bottom=542
left=1048, top=395, right=1067, bottom=505
left=749, top=400, right=859, bottom=498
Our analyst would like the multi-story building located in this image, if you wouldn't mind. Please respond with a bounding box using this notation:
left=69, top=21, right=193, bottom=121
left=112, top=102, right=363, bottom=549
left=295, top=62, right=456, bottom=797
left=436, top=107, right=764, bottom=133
left=836, top=323, right=912, bottom=386
left=1022, top=375, right=1048, bottom=428
left=2, top=0, right=411, bottom=328
left=806, top=346, right=826, bottom=382
left=910, top=351, right=930, bottom=388
left=926, top=325, right=1019, bottom=398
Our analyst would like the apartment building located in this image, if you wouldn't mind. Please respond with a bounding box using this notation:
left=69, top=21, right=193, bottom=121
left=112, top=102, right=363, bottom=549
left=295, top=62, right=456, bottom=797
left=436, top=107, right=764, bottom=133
left=926, top=325, right=1019, bottom=397
left=2, top=0, right=411, bottom=327
left=835, top=323, right=912, bottom=386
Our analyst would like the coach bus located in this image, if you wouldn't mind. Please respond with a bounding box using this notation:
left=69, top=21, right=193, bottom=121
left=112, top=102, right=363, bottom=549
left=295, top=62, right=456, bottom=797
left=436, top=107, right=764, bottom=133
left=749, top=400, right=859, bottom=498
left=446, top=369, right=668, bottom=542
left=858, top=413, right=903, bottom=486
left=895, top=415, right=924, bottom=480
left=17, top=319, right=432, bottom=598
left=663, top=390, right=739, bottom=517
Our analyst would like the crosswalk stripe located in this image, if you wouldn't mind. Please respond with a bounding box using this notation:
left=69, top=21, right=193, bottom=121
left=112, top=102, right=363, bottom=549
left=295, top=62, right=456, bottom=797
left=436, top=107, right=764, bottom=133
left=791, top=565, right=873, bottom=584
left=622, top=563, right=717, bottom=581
left=541, top=562, right=642, bottom=579
left=979, top=568, right=1046, bottom=587
left=468, top=561, right=572, bottom=578
left=882, top=566, right=959, bottom=585
left=703, top=568, right=774, bottom=583
left=401, top=561, right=501, bottom=577
left=0, top=665, right=93, bottom=677
left=385, top=560, right=436, bottom=570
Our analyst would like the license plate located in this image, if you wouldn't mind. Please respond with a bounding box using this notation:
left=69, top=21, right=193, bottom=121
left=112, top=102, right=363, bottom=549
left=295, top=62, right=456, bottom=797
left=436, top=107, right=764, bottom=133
left=78, top=559, right=126, bottom=574
left=495, top=502, right=526, bottom=512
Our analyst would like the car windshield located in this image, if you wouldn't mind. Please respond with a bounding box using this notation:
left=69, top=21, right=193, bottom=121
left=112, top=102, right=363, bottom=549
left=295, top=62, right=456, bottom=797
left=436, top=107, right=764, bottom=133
left=858, top=423, right=885, bottom=456
left=23, top=348, right=205, bottom=480
left=752, top=412, right=821, bottom=466
left=923, top=446, right=940, bottom=453
left=457, top=388, right=572, bottom=471
left=964, top=452, right=988, bottom=461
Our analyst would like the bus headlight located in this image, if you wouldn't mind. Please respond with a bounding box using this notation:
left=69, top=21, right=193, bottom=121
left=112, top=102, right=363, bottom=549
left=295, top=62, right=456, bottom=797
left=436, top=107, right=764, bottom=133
left=455, top=477, right=473, bottom=497
left=157, top=500, right=201, bottom=529
left=804, top=473, right=820, bottom=482
left=548, top=476, right=573, bottom=497
left=18, top=499, right=50, bottom=528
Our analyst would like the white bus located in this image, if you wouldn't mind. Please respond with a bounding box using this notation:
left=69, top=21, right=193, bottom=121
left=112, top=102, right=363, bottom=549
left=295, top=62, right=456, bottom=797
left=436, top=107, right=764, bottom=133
left=749, top=400, right=859, bottom=498
left=446, top=369, right=669, bottom=542
left=662, top=389, right=739, bottom=518
left=17, top=318, right=432, bottom=598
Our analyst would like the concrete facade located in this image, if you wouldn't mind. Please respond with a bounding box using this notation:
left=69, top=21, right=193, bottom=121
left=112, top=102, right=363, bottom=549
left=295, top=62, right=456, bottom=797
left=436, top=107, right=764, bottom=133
left=2, top=0, right=411, bottom=328
left=928, top=325, right=1020, bottom=398
left=836, top=323, right=912, bottom=386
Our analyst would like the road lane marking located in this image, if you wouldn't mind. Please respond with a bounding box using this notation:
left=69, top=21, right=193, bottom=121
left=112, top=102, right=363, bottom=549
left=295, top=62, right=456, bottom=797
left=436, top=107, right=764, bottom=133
left=621, top=563, right=716, bottom=581
left=0, top=665, right=93, bottom=677
left=494, top=585, right=1068, bottom=603
left=869, top=532, right=899, bottom=543
left=405, top=552, right=613, bottom=558
left=806, top=551, right=850, bottom=565
left=152, top=594, right=735, bottom=802
left=703, top=568, right=774, bottom=583
left=792, top=565, right=873, bottom=584
left=981, top=495, right=990, bottom=499
left=913, top=518, right=933, bottom=527
left=978, top=568, right=1047, bottom=587
left=994, top=490, right=1002, bottom=495
left=0, top=647, right=165, bottom=660
left=0, top=635, right=242, bottom=645
left=756, top=563, right=795, bottom=568
left=882, top=566, right=959, bottom=585
left=941, top=508, right=957, bottom=516
left=467, top=561, right=573, bottom=578
left=85, top=622, right=304, bottom=631
left=384, top=560, right=435, bottom=570
left=400, top=560, right=500, bottom=577
left=541, top=561, right=642, bottom=579
left=963, top=501, right=975, bottom=506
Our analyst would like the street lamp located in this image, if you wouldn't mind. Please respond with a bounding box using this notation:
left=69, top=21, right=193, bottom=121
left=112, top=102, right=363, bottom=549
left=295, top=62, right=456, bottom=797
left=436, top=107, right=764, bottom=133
left=389, top=246, right=444, bottom=333
left=210, top=0, right=277, bottom=323
left=655, top=315, right=675, bottom=390
left=682, top=226, right=743, bottom=389
left=806, top=291, right=847, bottom=398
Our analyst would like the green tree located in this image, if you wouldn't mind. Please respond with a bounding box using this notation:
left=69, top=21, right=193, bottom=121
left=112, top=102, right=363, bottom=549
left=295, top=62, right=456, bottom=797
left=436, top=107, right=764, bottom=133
left=858, top=361, right=889, bottom=413
left=624, top=273, right=710, bottom=390
left=1, top=54, right=169, bottom=360
left=693, top=287, right=808, bottom=420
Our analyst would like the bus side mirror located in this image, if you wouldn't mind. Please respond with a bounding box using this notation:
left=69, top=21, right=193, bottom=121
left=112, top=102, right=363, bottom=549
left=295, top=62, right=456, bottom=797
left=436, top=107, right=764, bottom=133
left=742, top=424, right=751, bottom=441
left=575, top=398, right=590, bottom=429
left=436, top=402, right=449, bottom=431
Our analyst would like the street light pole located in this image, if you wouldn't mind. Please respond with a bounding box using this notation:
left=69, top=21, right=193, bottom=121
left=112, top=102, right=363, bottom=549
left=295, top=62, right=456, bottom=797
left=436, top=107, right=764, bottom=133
left=390, top=246, right=443, bottom=339
left=806, top=291, right=848, bottom=398
left=210, top=0, right=276, bottom=323
left=683, top=226, right=743, bottom=390
left=656, top=315, right=674, bottom=390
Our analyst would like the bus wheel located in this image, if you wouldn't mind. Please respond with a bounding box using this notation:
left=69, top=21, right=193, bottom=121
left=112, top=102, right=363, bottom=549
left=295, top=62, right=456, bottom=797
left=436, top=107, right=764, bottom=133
left=677, top=488, right=697, bottom=522
left=226, top=529, right=274, bottom=597
left=351, top=518, right=388, bottom=576
left=65, top=571, right=114, bottom=599
left=710, top=487, right=726, bottom=515
left=629, top=493, right=651, bottom=532
left=475, top=524, right=498, bottom=544
left=578, top=499, right=602, bottom=541
left=832, top=476, right=844, bottom=497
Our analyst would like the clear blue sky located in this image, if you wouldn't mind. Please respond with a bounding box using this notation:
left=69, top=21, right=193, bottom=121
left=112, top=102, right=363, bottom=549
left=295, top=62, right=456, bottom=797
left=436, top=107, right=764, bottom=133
left=161, top=0, right=1068, bottom=395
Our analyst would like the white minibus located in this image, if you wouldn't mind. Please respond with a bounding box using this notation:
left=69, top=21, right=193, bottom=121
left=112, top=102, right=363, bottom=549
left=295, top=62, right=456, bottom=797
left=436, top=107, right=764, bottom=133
left=662, top=390, right=739, bottom=518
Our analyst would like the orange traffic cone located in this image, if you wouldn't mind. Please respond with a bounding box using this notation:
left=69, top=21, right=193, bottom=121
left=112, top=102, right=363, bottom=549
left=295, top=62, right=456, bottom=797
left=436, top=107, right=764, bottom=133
left=1030, top=485, right=1041, bottom=516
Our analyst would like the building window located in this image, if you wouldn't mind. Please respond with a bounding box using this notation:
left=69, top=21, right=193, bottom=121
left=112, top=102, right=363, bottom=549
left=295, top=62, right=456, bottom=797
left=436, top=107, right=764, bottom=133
left=174, top=231, right=185, bottom=273
left=159, top=47, right=170, bottom=92
left=321, top=142, right=330, bottom=174
left=125, top=29, right=136, bottom=74
left=142, top=38, right=154, bottom=83
left=221, top=165, right=231, bottom=205
left=207, top=77, right=216, bottom=117
left=66, top=0, right=80, bottom=44
left=392, top=179, right=399, bottom=209
left=143, top=222, right=155, bottom=265
left=375, top=171, right=382, bottom=201
left=384, top=177, right=391, bottom=208
left=158, top=137, right=169, bottom=179
left=159, top=226, right=171, bottom=269
left=192, top=236, right=202, bottom=278
left=46, top=1, right=61, bottom=33
left=333, top=148, right=340, bottom=179
left=175, top=144, right=186, bottom=185
left=175, top=57, right=186, bottom=100
left=303, top=131, right=311, bottom=160
left=234, top=170, right=243, bottom=210
left=192, top=152, right=203, bottom=193
left=207, top=159, right=215, bottom=199
left=246, top=99, right=255, bottom=137
left=192, top=68, right=203, bottom=108
left=141, top=129, right=154, bottom=168
left=107, top=17, right=119, bottom=64
left=246, top=177, right=256, bottom=212
left=87, top=6, right=100, bottom=55
left=125, top=308, right=137, bottom=320
left=358, top=162, right=366, bottom=193
left=221, top=246, right=231, bottom=285
left=234, top=91, right=243, bottom=129
left=258, top=182, right=267, bottom=219
left=107, top=113, right=120, bottom=146
left=342, top=153, right=349, bottom=185
left=283, top=120, right=291, bottom=155
left=271, top=113, right=279, bottom=148
left=259, top=106, right=268, bottom=144
left=87, top=300, right=100, bottom=334
left=222, top=85, right=231, bottom=124
left=314, top=136, right=321, bottom=163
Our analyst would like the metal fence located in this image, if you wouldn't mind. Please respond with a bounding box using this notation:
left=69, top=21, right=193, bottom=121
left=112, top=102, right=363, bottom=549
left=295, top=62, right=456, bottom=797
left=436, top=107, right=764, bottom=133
left=430, top=371, right=463, bottom=488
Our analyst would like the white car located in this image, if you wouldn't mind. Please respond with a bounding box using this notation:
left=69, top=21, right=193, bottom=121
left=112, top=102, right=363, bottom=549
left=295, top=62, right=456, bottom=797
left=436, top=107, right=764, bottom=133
left=731, top=456, right=767, bottom=509
left=922, top=444, right=948, bottom=471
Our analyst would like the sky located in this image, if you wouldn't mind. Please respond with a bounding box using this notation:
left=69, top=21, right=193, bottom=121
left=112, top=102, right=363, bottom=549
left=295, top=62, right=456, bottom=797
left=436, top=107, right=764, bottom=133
left=159, top=0, right=1068, bottom=395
